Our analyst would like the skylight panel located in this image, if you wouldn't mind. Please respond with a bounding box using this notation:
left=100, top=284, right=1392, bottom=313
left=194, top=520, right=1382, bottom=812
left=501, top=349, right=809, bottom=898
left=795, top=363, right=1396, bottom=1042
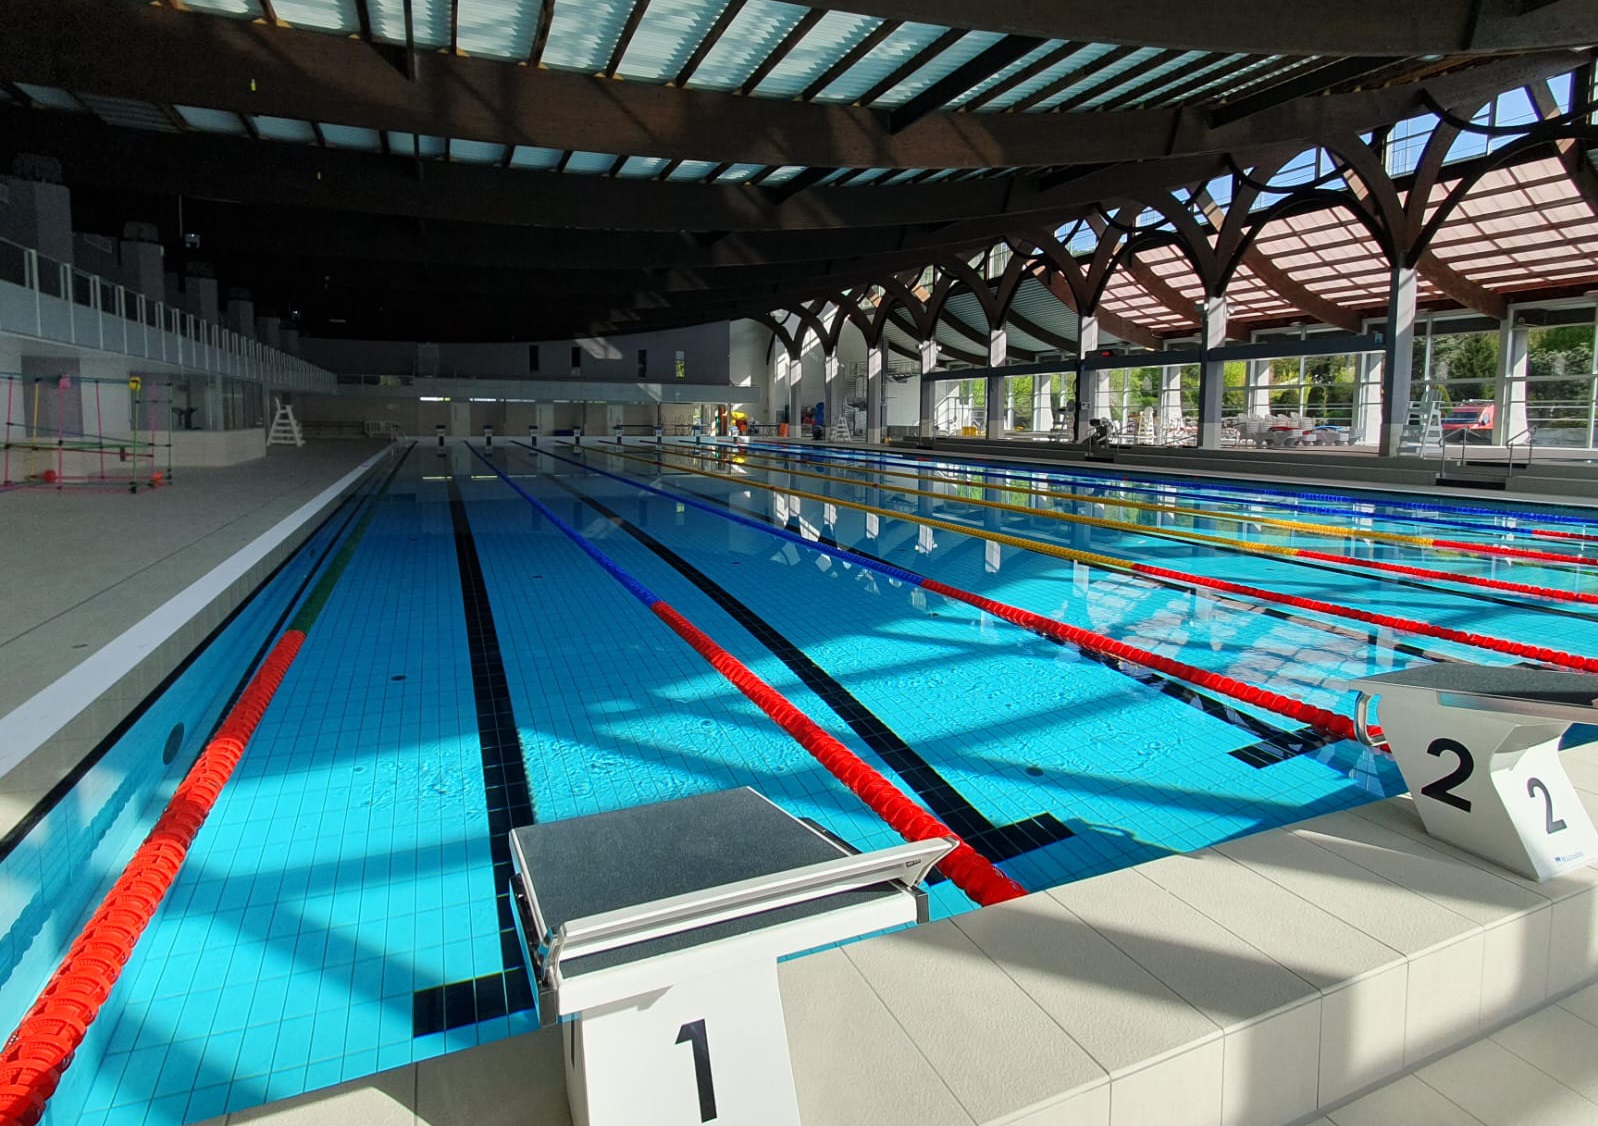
left=683, top=0, right=806, bottom=91
left=543, top=0, right=635, bottom=72
left=871, top=30, right=1003, bottom=107
left=270, top=0, right=359, bottom=33
left=456, top=0, right=541, bottom=59
left=175, top=106, right=249, bottom=134
left=750, top=12, right=880, bottom=98
left=810, top=22, right=948, bottom=103
left=616, top=0, right=732, bottom=82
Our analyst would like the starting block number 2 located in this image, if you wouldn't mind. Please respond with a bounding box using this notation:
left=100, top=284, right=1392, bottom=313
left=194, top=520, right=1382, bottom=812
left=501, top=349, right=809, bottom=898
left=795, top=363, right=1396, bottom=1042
left=1410, top=736, right=1596, bottom=880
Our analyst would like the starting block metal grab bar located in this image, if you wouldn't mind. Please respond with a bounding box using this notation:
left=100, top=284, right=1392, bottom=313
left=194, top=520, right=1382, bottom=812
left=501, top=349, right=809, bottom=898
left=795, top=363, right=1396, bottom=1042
left=508, top=787, right=954, bottom=1126
left=1351, top=665, right=1598, bottom=881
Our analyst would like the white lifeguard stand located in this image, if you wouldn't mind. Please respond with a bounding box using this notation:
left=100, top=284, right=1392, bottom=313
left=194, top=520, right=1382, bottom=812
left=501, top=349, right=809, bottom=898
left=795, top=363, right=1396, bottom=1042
left=509, top=788, right=951, bottom=1126
left=267, top=398, right=304, bottom=447
left=1352, top=666, right=1598, bottom=880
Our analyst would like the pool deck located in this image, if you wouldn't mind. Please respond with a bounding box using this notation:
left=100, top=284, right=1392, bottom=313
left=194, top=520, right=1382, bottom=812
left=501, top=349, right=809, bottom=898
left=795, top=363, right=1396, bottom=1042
left=6, top=437, right=1597, bottom=1125
left=0, top=441, right=387, bottom=840
left=205, top=741, right=1598, bottom=1126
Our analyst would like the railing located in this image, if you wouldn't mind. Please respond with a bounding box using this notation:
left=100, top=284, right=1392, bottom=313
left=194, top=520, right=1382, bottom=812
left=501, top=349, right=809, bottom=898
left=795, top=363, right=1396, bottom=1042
left=0, top=234, right=333, bottom=392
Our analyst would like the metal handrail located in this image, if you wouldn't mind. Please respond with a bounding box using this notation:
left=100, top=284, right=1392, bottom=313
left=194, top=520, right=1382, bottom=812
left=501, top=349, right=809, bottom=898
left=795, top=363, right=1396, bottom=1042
left=1504, top=426, right=1537, bottom=484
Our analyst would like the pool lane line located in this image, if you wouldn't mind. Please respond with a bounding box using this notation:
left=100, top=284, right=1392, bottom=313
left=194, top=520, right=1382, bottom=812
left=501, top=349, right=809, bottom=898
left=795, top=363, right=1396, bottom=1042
left=573, top=443, right=1598, bottom=676
left=666, top=443, right=1598, bottom=579
left=410, top=474, right=540, bottom=1039
left=658, top=445, right=1598, bottom=606
left=680, top=443, right=1595, bottom=567
left=532, top=444, right=1370, bottom=748
left=531, top=446, right=1347, bottom=771
left=560, top=444, right=1449, bottom=669
left=532, top=466, right=1075, bottom=865
left=0, top=453, right=404, bottom=870
left=462, top=443, right=1026, bottom=907
left=724, top=438, right=1598, bottom=530
left=0, top=445, right=413, bottom=1126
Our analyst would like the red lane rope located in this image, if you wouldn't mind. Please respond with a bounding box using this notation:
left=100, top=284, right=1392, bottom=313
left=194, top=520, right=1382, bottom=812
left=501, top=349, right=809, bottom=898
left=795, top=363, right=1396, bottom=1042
left=649, top=601, right=1026, bottom=906
left=1128, top=563, right=1598, bottom=674
left=916, top=580, right=1365, bottom=745
left=1291, top=548, right=1598, bottom=605
left=0, top=632, right=305, bottom=1125
left=1534, top=529, right=1598, bottom=545
left=1431, top=538, right=1595, bottom=566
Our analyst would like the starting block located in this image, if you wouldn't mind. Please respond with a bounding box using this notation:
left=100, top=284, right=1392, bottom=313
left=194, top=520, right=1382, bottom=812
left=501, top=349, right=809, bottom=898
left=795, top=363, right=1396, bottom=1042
left=1352, top=665, right=1598, bottom=880
left=509, top=788, right=952, bottom=1126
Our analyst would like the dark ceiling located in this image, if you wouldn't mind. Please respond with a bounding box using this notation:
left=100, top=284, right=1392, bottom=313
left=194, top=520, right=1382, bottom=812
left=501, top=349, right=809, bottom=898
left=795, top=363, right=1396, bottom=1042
left=1, top=0, right=1594, bottom=341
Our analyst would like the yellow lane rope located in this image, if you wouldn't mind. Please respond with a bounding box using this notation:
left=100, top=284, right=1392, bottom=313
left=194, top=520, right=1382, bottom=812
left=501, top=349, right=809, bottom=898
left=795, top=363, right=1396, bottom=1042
left=676, top=442, right=1556, bottom=561
left=643, top=443, right=1439, bottom=572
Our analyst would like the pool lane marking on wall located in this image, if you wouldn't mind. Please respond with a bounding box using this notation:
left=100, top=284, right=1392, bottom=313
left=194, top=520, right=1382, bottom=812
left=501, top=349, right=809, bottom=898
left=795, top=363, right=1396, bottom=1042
left=464, top=443, right=1025, bottom=908
left=725, top=439, right=1598, bottom=532
left=0, top=446, right=413, bottom=1126
left=574, top=443, right=1598, bottom=674
left=533, top=445, right=1356, bottom=770
left=411, top=476, right=540, bottom=1039
left=537, top=471, right=1074, bottom=865
left=670, top=443, right=1595, bottom=570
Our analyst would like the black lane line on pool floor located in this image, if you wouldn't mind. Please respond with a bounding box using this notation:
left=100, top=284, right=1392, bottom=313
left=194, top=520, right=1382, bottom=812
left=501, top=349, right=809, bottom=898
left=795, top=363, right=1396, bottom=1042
left=412, top=476, right=538, bottom=1038
left=535, top=468, right=1076, bottom=866
left=568, top=452, right=1404, bottom=768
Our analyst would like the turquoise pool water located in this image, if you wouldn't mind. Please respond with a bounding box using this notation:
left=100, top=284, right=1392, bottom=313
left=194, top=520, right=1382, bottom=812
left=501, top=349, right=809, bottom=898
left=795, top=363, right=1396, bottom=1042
left=7, top=439, right=1597, bottom=1125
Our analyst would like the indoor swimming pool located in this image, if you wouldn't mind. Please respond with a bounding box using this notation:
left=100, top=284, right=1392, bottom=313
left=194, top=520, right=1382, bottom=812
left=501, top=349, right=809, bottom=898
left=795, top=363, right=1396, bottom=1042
left=7, top=439, right=1598, bottom=1125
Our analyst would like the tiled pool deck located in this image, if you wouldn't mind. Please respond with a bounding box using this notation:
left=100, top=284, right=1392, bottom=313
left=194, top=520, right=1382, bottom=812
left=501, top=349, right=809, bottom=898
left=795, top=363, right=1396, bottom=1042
left=202, top=748, right=1598, bottom=1126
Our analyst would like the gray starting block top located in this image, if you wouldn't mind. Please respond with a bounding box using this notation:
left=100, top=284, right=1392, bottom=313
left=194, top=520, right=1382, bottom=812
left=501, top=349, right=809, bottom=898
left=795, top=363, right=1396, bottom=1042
left=1355, top=665, right=1598, bottom=709
left=510, top=788, right=918, bottom=981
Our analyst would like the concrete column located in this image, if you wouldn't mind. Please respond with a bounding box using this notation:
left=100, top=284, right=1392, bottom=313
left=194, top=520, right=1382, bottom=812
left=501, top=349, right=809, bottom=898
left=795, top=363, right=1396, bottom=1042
left=186, top=272, right=220, bottom=323
left=918, top=339, right=939, bottom=438
left=1378, top=265, right=1418, bottom=457
left=0, top=175, right=74, bottom=264
left=1495, top=319, right=1529, bottom=445
left=1074, top=315, right=1101, bottom=441
left=985, top=374, right=1005, bottom=439
left=823, top=353, right=840, bottom=437
left=985, top=328, right=1007, bottom=439
left=1033, top=372, right=1054, bottom=432
left=227, top=296, right=256, bottom=338
left=256, top=316, right=281, bottom=349
left=120, top=238, right=164, bottom=302
left=866, top=341, right=886, bottom=444
left=279, top=328, right=299, bottom=355
left=1244, top=359, right=1272, bottom=416
left=1160, top=365, right=1184, bottom=437
left=1197, top=295, right=1228, bottom=449
left=1353, top=352, right=1382, bottom=445
left=780, top=352, right=802, bottom=435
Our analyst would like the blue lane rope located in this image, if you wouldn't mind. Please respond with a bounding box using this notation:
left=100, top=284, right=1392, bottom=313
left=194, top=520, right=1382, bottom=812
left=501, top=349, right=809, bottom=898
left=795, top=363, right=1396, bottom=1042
left=463, top=443, right=662, bottom=607
left=515, top=442, right=930, bottom=587
left=719, top=438, right=1598, bottom=532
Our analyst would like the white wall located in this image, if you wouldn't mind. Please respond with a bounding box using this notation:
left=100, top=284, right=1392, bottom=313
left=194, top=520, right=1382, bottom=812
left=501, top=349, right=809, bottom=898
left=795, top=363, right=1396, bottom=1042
left=300, top=322, right=740, bottom=387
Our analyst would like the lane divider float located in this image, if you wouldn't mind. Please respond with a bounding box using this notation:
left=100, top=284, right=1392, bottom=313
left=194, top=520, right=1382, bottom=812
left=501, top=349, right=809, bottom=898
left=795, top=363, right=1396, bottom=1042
left=0, top=446, right=412, bottom=1125
left=704, top=443, right=1594, bottom=567
left=463, top=443, right=1025, bottom=907
left=656, top=444, right=1598, bottom=605
left=729, top=438, right=1598, bottom=537
left=526, top=442, right=1379, bottom=747
left=576, top=442, right=1598, bottom=674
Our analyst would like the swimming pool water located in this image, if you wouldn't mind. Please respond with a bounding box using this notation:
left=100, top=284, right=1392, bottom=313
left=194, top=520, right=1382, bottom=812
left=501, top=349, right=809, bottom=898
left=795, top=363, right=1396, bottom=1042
left=13, top=439, right=1598, bottom=1125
